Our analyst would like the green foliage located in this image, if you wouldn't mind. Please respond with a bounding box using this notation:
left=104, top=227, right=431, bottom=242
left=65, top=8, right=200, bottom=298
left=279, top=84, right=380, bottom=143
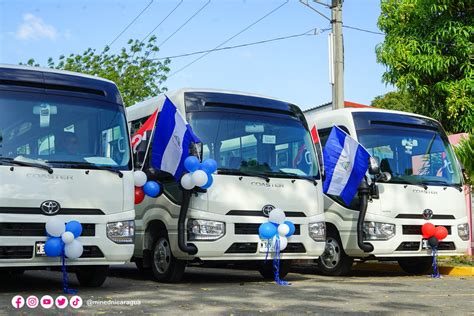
left=376, top=0, right=474, bottom=133
left=371, top=91, right=417, bottom=113
left=22, top=36, right=170, bottom=107
left=454, top=133, right=474, bottom=184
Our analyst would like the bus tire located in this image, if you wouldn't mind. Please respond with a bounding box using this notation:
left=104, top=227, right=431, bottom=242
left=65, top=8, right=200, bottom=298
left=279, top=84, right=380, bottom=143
left=316, top=230, right=353, bottom=276
left=258, top=260, right=292, bottom=280
left=397, top=257, right=432, bottom=275
left=151, top=234, right=186, bottom=283
left=76, top=265, right=109, bottom=287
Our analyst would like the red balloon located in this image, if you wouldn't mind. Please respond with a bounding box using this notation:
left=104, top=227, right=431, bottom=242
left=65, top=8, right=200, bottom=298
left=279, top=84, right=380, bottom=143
left=434, top=226, right=448, bottom=241
left=135, top=187, right=145, bottom=204
left=421, top=223, right=436, bottom=238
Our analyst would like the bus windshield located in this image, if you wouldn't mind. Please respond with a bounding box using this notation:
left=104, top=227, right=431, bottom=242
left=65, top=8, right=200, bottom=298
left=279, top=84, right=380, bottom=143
left=190, top=111, right=319, bottom=179
left=0, top=91, right=131, bottom=170
left=356, top=121, right=462, bottom=187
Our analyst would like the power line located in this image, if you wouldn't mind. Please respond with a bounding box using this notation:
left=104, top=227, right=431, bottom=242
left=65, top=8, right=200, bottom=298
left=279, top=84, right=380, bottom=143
left=141, top=0, right=184, bottom=43
left=157, top=0, right=211, bottom=48
left=168, top=0, right=290, bottom=78
left=342, top=24, right=385, bottom=35
left=152, top=28, right=327, bottom=61
left=108, top=0, right=154, bottom=47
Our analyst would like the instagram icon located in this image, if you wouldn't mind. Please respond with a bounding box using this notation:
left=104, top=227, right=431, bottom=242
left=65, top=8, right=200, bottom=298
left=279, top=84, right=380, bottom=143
left=26, top=295, right=39, bottom=309
left=11, top=295, right=24, bottom=309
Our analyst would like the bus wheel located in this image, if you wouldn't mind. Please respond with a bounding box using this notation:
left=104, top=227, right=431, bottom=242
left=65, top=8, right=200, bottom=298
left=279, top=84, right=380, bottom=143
left=398, top=257, right=432, bottom=275
left=151, top=235, right=186, bottom=283
left=317, top=232, right=353, bottom=276
left=258, top=260, right=292, bottom=280
left=76, top=265, right=109, bottom=287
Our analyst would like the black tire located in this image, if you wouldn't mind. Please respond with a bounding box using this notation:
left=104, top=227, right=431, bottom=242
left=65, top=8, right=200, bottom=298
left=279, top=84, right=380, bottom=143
left=316, top=230, right=353, bottom=276
left=151, top=235, right=186, bottom=283
left=76, top=265, right=109, bottom=287
left=258, top=260, right=292, bottom=280
left=398, top=257, right=432, bottom=275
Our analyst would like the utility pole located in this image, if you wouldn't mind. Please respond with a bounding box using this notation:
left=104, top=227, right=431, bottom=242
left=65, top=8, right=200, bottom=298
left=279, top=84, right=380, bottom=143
left=331, top=0, right=344, bottom=110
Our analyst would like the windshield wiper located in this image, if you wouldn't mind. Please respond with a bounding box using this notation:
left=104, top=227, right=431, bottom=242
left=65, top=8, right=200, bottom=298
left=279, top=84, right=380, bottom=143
left=218, top=168, right=270, bottom=182
left=272, top=171, right=318, bottom=186
left=0, top=157, right=53, bottom=174
left=421, top=179, right=463, bottom=191
left=48, top=160, right=123, bottom=178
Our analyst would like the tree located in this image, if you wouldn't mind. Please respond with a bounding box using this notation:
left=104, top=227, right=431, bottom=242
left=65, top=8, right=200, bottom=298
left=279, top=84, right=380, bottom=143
left=376, top=0, right=473, bottom=133
left=22, top=36, right=170, bottom=107
left=454, top=133, right=474, bottom=185
left=371, top=91, right=417, bottom=113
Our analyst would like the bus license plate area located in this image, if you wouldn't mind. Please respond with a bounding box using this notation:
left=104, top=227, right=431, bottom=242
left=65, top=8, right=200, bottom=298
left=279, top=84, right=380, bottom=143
left=35, top=242, right=46, bottom=256
left=259, top=239, right=275, bottom=253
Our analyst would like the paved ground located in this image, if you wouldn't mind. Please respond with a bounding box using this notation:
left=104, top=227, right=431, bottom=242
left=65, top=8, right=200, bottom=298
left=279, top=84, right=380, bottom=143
left=0, top=263, right=473, bottom=315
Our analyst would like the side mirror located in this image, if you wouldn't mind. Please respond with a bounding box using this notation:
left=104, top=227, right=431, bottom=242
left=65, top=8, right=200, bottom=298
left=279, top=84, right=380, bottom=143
left=368, top=157, right=380, bottom=175
left=380, top=171, right=392, bottom=182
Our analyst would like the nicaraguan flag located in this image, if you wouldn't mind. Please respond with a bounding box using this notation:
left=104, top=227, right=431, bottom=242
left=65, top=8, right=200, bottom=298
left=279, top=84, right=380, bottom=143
left=323, top=126, right=370, bottom=205
left=151, top=97, right=201, bottom=180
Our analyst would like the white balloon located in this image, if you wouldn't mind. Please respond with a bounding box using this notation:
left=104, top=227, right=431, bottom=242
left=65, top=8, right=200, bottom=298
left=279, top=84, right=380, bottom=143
left=61, top=231, right=75, bottom=244
left=192, top=170, right=208, bottom=187
left=45, top=218, right=65, bottom=237
left=269, top=208, right=286, bottom=224
left=273, top=236, right=288, bottom=251
left=180, top=173, right=195, bottom=190
left=278, top=223, right=290, bottom=237
left=134, top=171, right=147, bottom=187
left=64, top=239, right=83, bottom=259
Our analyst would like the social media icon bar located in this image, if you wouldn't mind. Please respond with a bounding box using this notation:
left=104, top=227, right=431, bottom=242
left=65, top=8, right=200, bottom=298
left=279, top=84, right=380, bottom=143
left=26, top=295, right=39, bottom=309
left=11, top=295, right=24, bottom=309
left=69, top=295, right=83, bottom=309
left=55, top=295, right=68, bottom=309
left=40, top=295, right=54, bottom=309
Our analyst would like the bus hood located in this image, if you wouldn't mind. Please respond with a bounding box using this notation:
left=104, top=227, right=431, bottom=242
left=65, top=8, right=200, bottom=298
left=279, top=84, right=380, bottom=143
left=0, top=166, right=134, bottom=215
left=375, top=183, right=468, bottom=220
left=191, top=174, right=323, bottom=218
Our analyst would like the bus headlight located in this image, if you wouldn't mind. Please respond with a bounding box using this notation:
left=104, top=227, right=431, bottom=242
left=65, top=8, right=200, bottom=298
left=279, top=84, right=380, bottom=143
left=363, top=222, right=395, bottom=240
left=458, top=223, right=469, bottom=241
left=187, top=219, right=225, bottom=241
left=309, top=222, right=326, bottom=241
left=107, top=220, right=135, bottom=244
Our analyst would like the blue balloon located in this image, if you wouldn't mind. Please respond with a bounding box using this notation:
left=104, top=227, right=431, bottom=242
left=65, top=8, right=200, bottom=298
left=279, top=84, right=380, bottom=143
left=184, top=156, right=200, bottom=172
left=259, top=222, right=277, bottom=239
left=44, top=237, right=63, bottom=257
left=65, top=220, right=82, bottom=238
left=200, top=174, right=214, bottom=189
left=284, top=220, right=295, bottom=237
left=200, top=158, right=217, bottom=174
left=143, top=181, right=162, bottom=197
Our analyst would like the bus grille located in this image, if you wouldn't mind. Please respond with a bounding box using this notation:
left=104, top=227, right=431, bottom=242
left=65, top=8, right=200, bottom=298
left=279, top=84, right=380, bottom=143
left=402, top=225, right=451, bottom=235
left=0, top=223, right=95, bottom=236
left=234, top=223, right=300, bottom=235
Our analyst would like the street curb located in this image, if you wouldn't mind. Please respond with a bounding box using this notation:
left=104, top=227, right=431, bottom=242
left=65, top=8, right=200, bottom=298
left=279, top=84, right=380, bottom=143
left=353, top=262, right=474, bottom=276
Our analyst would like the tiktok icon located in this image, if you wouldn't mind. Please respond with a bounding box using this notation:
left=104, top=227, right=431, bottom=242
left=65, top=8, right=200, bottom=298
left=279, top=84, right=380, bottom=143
left=70, top=295, right=83, bottom=309
left=11, top=295, right=25, bottom=309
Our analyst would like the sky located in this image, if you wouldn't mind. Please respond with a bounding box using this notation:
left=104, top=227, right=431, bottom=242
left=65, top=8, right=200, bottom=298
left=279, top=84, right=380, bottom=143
left=0, top=0, right=393, bottom=110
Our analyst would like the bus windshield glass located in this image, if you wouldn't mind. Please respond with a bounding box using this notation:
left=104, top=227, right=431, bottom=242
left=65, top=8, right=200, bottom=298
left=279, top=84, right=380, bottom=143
left=0, top=91, right=131, bottom=170
left=356, top=120, right=461, bottom=187
left=190, top=110, right=319, bottom=179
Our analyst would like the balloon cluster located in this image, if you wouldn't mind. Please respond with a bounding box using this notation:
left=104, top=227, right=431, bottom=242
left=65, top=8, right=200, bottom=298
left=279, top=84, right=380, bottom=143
left=45, top=218, right=83, bottom=259
left=258, top=208, right=295, bottom=251
left=422, top=223, right=448, bottom=248
left=134, top=170, right=163, bottom=204
left=180, top=156, right=217, bottom=190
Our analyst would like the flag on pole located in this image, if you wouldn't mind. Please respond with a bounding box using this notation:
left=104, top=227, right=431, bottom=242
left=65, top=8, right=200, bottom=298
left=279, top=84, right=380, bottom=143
left=151, top=97, right=201, bottom=180
left=131, top=109, right=158, bottom=155
left=323, top=126, right=370, bottom=205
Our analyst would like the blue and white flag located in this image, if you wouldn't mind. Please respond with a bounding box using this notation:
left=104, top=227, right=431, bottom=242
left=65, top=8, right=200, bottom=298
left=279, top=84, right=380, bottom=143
left=151, top=97, right=201, bottom=180
left=323, top=126, right=370, bottom=205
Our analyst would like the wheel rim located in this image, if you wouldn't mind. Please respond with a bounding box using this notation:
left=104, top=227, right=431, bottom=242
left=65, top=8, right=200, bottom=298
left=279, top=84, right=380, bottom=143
left=321, top=237, right=341, bottom=269
left=153, top=238, right=171, bottom=274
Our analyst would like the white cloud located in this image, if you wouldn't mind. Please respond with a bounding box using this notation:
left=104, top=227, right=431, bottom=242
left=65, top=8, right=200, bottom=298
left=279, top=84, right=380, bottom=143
left=15, top=13, right=57, bottom=40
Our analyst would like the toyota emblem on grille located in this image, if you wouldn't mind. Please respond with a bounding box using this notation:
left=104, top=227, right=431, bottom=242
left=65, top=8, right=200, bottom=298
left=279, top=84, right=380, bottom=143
left=422, top=209, right=433, bottom=220
left=40, top=200, right=61, bottom=215
left=262, top=204, right=275, bottom=217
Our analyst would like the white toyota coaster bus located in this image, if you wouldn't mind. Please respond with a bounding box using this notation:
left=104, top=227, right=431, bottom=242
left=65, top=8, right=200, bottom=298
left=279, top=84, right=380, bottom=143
left=305, top=108, right=470, bottom=275
left=0, top=65, right=135, bottom=287
left=127, top=88, right=326, bottom=282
